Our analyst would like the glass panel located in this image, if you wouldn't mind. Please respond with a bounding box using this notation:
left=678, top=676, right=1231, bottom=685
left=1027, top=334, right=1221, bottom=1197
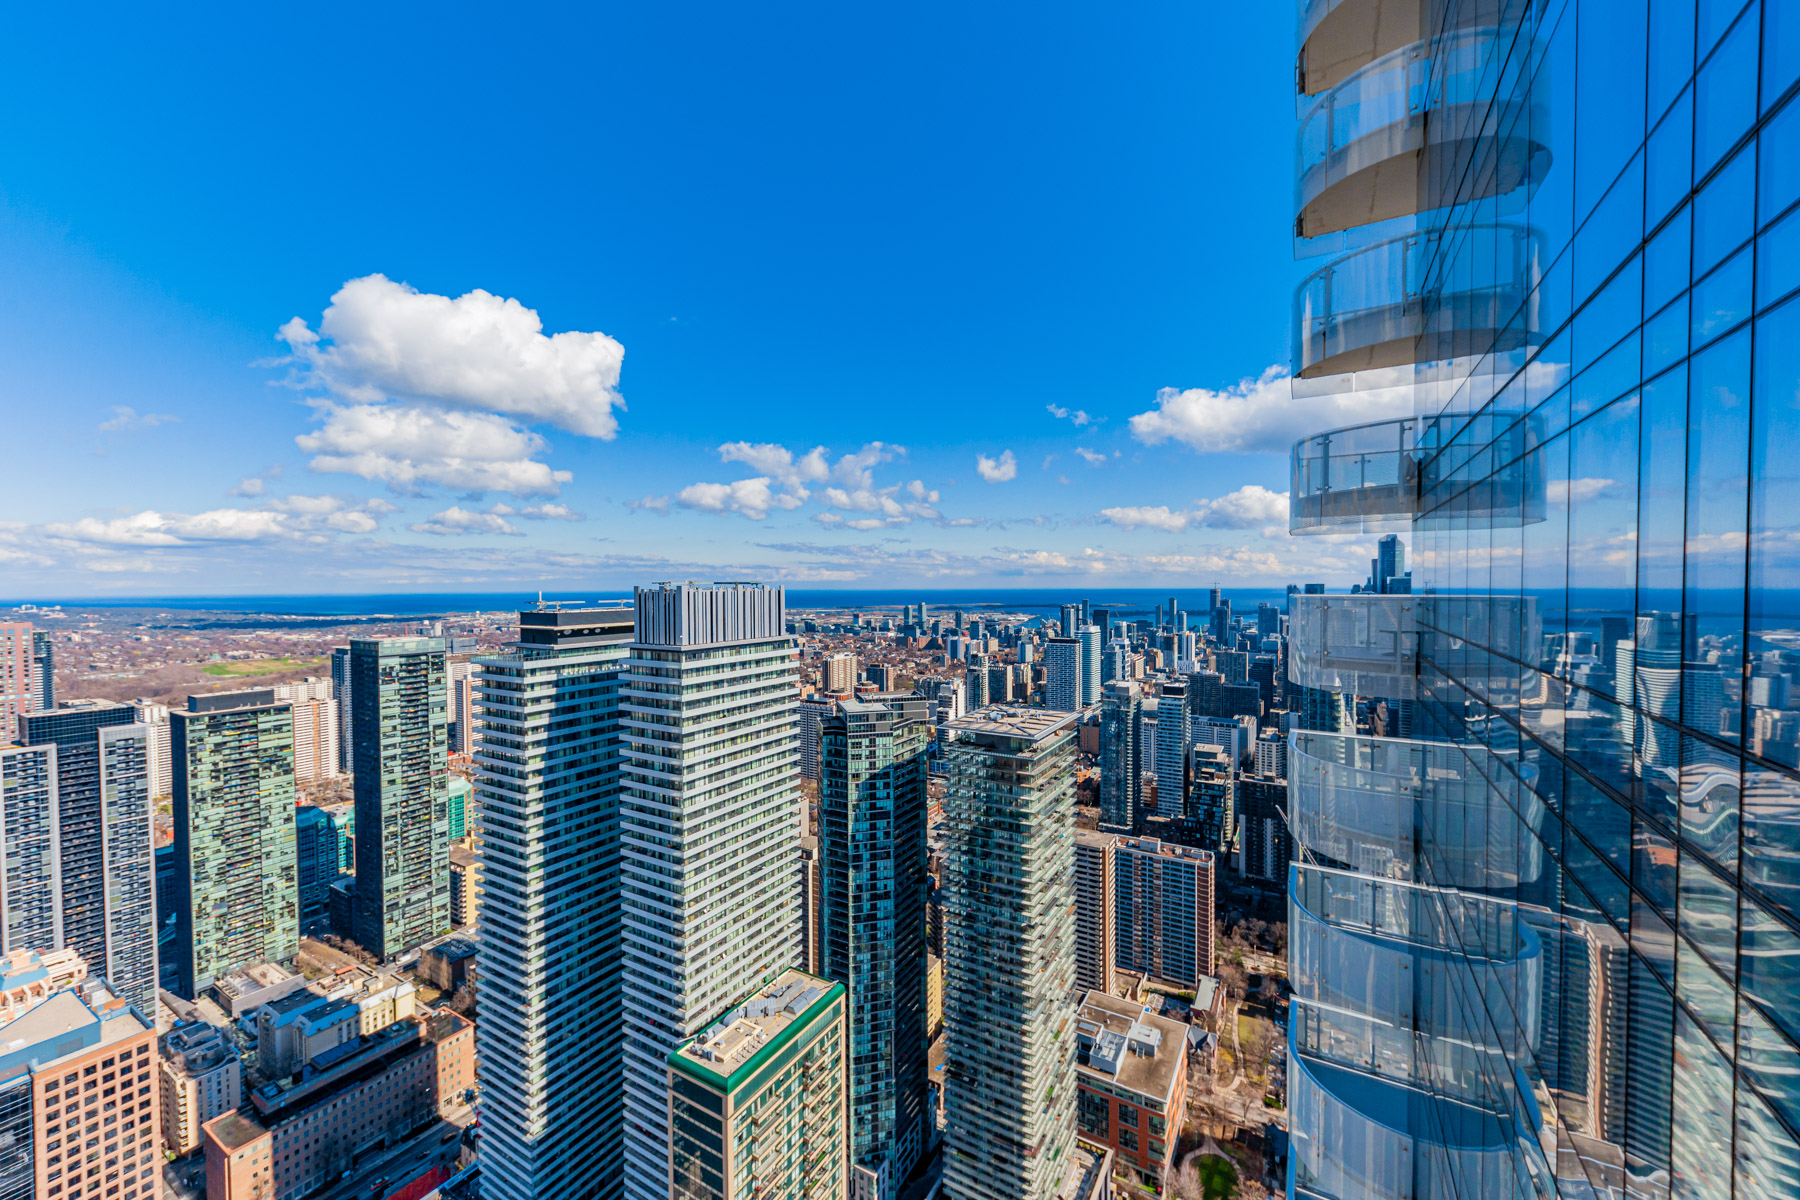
left=1576, top=0, right=1649, bottom=217
left=1628, top=951, right=1677, bottom=1186
left=1744, top=761, right=1800, bottom=924
left=1690, top=245, right=1753, bottom=347
left=1694, top=142, right=1756, bottom=274
left=1646, top=202, right=1693, bottom=315
left=1749, top=297, right=1800, bottom=812
left=1650, top=0, right=1699, bottom=122
left=1650, top=88, right=1696, bottom=229
left=1769, top=2, right=1800, bottom=112
left=1685, top=328, right=1751, bottom=750
left=1671, top=1008, right=1735, bottom=1200
left=1638, top=366, right=1689, bottom=754
left=1678, top=848, right=1739, bottom=976
left=1636, top=821, right=1680, bottom=915
left=1699, top=0, right=1755, bottom=61
left=1575, top=157, right=1646, bottom=306
left=1758, top=206, right=1800, bottom=308
left=1682, top=756, right=1742, bottom=871
left=1646, top=294, right=1691, bottom=379
left=1740, top=892, right=1800, bottom=1048
left=1763, top=95, right=1800, bottom=226
left=1694, top=5, right=1759, bottom=178
left=1735, top=1039, right=1800, bottom=1197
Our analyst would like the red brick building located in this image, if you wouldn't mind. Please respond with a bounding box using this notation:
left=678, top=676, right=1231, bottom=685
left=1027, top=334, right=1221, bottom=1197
left=1074, top=992, right=1189, bottom=1188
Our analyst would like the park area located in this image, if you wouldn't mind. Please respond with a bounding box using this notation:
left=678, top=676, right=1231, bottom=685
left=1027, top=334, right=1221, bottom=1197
left=202, top=655, right=325, bottom=677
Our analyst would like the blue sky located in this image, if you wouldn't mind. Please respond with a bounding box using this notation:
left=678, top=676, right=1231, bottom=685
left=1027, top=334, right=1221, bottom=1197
left=0, top=3, right=1387, bottom=595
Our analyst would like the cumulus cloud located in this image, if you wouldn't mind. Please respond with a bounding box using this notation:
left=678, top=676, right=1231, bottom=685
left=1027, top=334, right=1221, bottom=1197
left=273, top=274, right=623, bottom=496
left=410, top=506, right=524, bottom=537
left=976, top=450, right=1018, bottom=483
left=1074, top=447, right=1107, bottom=465
left=277, top=274, right=625, bottom=436
left=1129, top=366, right=1413, bottom=456
left=296, top=404, right=572, bottom=496
left=1548, top=477, right=1617, bottom=506
left=45, top=495, right=395, bottom=547
left=518, top=503, right=584, bottom=521
left=97, top=406, right=180, bottom=432
left=654, top=441, right=942, bottom=524
left=1097, top=485, right=1290, bottom=532
left=1046, top=404, right=1094, bottom=426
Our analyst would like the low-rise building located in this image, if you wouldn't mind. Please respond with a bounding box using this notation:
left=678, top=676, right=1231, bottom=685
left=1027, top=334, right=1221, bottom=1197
left=255, top=968, right=418, bottom=1079
left=0, top=947, right=88, bottom=1026
left=204, top=1009, right=474, bottom=1200
left=212, top=961, right=306, bottom=1019
left=419, top=935, right=477, bottom=994
left=1074, top=992, right=1188, bottom=1188
left=0, top=976, right=160, bottom=1200
left=668, top=970, right=847, bottom=1200
left=160, top=1018, right=243, bottom=1156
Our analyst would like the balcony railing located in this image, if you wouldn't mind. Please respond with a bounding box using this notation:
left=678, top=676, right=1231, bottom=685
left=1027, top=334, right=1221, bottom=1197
left=1289, top=416, right=1418, bottom=533
left=1288, top=729, right=1547, bottom=892
left=1287, top=593, right=1418, bottom=699
left=1293, top=225, right=1538, bottom=379
left=1296, top=32, right=1545, bottom=238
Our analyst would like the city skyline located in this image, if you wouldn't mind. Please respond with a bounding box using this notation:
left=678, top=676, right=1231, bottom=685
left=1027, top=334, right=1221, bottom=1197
left=0, top=3, right=1420, bottom=595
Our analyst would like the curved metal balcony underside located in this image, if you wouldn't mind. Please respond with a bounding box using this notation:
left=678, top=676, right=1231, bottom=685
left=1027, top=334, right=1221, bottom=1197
left=1298, top=0, right=1422, bottom=97
left=1296, top=281, right=1533, bottom=379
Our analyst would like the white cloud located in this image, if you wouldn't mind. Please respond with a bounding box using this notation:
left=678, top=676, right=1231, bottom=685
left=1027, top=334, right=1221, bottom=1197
left=1096, top=485, right=1290, bottom=533
left=410, top=506, right=524, bottom=537
left=518, top=503, right=584, bottom=521
left=274, top=274, right=624, bottom=495
left=97, top=406, right=179, bottom=432
left=1548, top=477, right=1617, bottom=506
left=49, top=508, right=292, bottom=546
left=296, top=403, right=573, bottom=497
left=976, top=450, right=1018, bottom=483
left=277, top=274, right=625, bottom=438
left=231, top=477, right=267, bottom=497
left=1047, top=404, right=1094, bottom=427
left=1075, top=447, right=1107, bottom=466
left=675, top=478, right=799, bottom=520
left=653, top=442, right=942, bottom=525
left=1096, top=505, right=1193, bottom=533
left=1129, top=366, right=1413, bottom=456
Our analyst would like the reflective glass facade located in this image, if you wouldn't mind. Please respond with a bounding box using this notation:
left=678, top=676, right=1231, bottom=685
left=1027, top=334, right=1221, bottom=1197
left=1287, top=1, right=1800, bottom=1197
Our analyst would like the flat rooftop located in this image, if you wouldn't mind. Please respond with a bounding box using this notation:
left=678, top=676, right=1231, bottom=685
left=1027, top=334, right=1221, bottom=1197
left=1076, top=990, right=1187, bottom=1105
left=943, top=706, right=1077, bottom=742
left=206, top=1109, right=269, bottom=1152
left=670, top=969, right=843, bottom=1095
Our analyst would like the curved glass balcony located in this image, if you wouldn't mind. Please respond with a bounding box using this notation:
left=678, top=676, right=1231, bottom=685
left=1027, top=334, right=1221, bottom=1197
left=1288, top=593, right=1418, bottom=699
left=1296, top=33, right=1546, bottom=238
left=1290, top=1045, right=1528, bottom=1200
left=1287, top=730, right=1540, bottom=889
left=1293, top=225, right=1538, bottom=380
left=1290, top=417, right=1418, bottom=534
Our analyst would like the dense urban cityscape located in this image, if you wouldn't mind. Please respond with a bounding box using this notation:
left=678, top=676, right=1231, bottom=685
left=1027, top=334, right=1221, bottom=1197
left=4, top=0, right=1800, bottom=1198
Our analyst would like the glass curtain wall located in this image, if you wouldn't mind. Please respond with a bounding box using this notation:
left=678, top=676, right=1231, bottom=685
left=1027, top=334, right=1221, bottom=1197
left=1285, top=1, right=1800, bottom=1197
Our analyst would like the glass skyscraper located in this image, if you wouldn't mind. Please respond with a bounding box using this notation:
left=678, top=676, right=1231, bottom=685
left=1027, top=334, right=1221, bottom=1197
left=1286, top=1, right=1800, bottom=1197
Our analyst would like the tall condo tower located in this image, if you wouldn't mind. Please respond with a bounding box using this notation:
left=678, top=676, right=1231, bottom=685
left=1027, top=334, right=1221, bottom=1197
left=819, top=697, right=930, bottom=1199
left=618, top=582, right=801, bottom=1200
left=939, top=706, right=1079, bottom=1200
left=169, top=690, right=299, bottom=997
left=1098, top=680, right=1142, bottom=833
left=329, top=645, right=354, bottom=773
left=349, top=636, right=449, bottom=960
left=18, top=704, right=158, bottom=1009
left=0, top=624, right=31, bottom=737
left=0, top=743, right=61, bottom=952
left=30, top=630, right=54, bottom=714
left=1077, top=625, right=1102, bottom=708
left=1043, top=636, right=1082, bottom=712
left=475, top=605, right=635, bottom=1200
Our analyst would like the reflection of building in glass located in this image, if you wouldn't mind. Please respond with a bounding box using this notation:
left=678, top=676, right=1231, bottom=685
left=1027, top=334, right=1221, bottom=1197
left=1284, top=1, right=1800, bottom=1196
